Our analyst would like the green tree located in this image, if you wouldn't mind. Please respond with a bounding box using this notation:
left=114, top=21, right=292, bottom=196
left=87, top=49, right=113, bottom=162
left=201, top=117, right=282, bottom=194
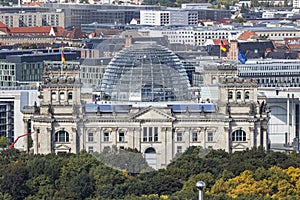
left=0, top=162, right=30, bottom=199
left=0, top=136, right=8, bottom=149
left=95, top=146, right=153, bottom=174
left=69, top=170, right=95, bottom=199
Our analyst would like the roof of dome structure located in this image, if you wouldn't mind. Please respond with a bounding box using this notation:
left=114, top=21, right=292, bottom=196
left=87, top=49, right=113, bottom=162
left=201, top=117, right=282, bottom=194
left=100, top=42, right=191, bottom=102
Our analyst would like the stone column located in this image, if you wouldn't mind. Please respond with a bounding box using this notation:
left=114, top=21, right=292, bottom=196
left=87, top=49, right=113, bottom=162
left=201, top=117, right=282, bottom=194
left=23, top=119, right=29, bottom=153
left=34, top=128, right=38, bottom=154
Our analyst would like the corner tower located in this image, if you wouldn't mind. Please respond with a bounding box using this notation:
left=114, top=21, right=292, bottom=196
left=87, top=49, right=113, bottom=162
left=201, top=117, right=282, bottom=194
left=23, top=61, right=82, bottom=154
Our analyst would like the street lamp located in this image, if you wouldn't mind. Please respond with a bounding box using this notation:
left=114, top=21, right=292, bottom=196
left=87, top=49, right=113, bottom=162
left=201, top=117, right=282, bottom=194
left=196, top=181, right=206, bottom=200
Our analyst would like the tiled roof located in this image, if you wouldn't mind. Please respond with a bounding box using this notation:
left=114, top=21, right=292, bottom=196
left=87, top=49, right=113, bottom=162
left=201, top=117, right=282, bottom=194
left=61, top=28, right=87, bottom=39
left=287, top=44, right=300, bottom=49
left=213, top=39, right=229, bottom=45
left=0, top=21, right=6, bottom=28
left=0, top=21, right=8, bottom=33
left=23, top=2, right=41, bottom=6
left=238, top=31, right=256, bottom=41
left=9, top=26, right=53, bottom=33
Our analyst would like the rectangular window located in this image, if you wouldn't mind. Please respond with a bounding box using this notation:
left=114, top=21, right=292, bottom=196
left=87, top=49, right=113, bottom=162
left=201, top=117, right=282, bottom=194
left=149, top=127, right=153, bottom=142
left=143, top=127, right=147, bottom=142
left=88, top=133, right=93, bottom=142
left=103, top=132, right=109, bottom=142
left=88, top=146, right=93, bottom=153
left=119, top=132, right=125, bottom=142
left=142, top=127, right=159, bottom=142
left=177, top=146, right=182, bottom=153
left=154, top=127, right=158, bottom=142
left=207, top=132, right=213, bottom=142
left=192, top=132, right=197, bottom=142
left=177, top=132, right=182, bottom=142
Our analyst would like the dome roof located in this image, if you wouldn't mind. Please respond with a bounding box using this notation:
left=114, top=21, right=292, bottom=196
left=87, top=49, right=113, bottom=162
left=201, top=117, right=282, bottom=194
left=101, top=42, right=190, bottom=102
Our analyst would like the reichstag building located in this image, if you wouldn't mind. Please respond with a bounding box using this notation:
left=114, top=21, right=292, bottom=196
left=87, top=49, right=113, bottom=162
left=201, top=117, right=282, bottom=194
left=23, top=42, right=269, bottom=169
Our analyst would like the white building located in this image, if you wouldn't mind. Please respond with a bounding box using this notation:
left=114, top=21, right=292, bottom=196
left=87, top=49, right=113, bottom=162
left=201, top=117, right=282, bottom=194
left=0, top=86, right=39, bottom=149
left=194, top=28, right=241, bottom=46
left=294, top=0, right=300, bottom=8
left=140, top=9, right=198, bottom=26
left=259, top=88, right=300, bottom=152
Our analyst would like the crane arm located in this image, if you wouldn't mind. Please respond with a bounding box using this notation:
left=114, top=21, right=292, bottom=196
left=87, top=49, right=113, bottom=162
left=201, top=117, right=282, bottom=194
left=9, top=132, right=33, bottom=149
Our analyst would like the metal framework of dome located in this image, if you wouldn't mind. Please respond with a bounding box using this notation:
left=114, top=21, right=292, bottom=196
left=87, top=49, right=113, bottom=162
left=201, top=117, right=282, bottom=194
left=100, top=42, right=190, bottom=102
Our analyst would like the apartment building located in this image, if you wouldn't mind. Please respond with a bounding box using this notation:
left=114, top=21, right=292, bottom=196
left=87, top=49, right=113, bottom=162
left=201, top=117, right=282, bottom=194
left=0, top=12, right=65, bottom=28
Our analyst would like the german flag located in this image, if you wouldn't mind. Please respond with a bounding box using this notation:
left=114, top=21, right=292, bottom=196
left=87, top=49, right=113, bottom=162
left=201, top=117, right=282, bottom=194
left=61, top=42, right=66, bottom=65
left=220, top=40, right=227, bottom=52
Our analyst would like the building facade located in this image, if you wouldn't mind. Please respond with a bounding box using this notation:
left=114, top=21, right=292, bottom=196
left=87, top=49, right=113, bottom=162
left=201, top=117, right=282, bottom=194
left=23, top=44, right=269, bottom=169
left=0, top=52, right=80, bottom=86
left=0, top=86, right=38, bottom=149
left=0, top=12, right=65, bottom=28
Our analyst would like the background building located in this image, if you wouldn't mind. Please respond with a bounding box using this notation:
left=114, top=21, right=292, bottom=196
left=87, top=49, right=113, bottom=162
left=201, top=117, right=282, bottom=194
left=0, top=86, right=38, bottom=149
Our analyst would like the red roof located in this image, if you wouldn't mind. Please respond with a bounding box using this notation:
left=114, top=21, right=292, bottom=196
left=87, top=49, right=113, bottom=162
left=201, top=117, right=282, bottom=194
left=0, top=21, right=8, bottom=33
left=9, top=26, right=54, bottom=34
left=238, top=31, right=257, bottom=41
left=213, top=40, right=229, bottom=45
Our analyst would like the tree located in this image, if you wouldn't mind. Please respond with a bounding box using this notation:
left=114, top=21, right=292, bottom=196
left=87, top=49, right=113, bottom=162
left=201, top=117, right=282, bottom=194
left=0, top=136, right=8, bottom=149
left=0, top=162, right=30, bottom=199
left=69, top=170, right=95, bottom=199
left=94, top=146, right=153, bottom=175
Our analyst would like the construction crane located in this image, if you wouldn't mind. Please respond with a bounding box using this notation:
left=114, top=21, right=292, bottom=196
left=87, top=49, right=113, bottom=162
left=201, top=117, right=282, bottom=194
left=9, top=132, right=32, bottom=149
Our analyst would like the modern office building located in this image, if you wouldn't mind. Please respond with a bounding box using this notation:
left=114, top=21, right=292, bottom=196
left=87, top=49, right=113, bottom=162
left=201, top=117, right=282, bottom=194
left=259, top=88, right=300, bottom=152
left=140, top=9, right=198, bottom=26
left=238, top=59, right=300, bottom=152
left=80, top=58, right=111, bottom=87
left=0, top=86, right=38, bottom=149
left=0, top=12, right=65, bottom=28
left=23, top=43, right=269, bottom=169
left=139, top=26, right=241, bottom=46
left=0, top=51, right=80, bottom=86
left=238, top=59, right=300, bottom=87
left=42, top=3, right=160, bottom=28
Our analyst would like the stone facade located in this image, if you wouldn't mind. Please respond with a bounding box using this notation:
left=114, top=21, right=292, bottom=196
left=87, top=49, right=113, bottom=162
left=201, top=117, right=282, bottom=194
left=23, top=60, right=269, bottom=169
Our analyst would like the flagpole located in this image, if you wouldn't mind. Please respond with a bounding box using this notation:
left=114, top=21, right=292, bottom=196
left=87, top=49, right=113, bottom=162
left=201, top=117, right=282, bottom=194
left=219, top=40, right=221, bottom=59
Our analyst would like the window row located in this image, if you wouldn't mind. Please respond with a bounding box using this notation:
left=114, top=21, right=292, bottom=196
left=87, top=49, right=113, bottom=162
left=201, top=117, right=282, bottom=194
left=228, top=91, right=250, bottom=100
left=177, top=132, right=213, bottom=142
left=87, top=130, right=247, bottom=143
left=51, top=91, right=73, bottom=101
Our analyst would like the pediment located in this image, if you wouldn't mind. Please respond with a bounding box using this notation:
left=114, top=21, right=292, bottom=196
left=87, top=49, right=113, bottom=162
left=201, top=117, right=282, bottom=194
left=55, top=144, right=71, bottom=150
left=131, top=107, right=175, bottom=121
left=232, top=142, right=247, bottom=149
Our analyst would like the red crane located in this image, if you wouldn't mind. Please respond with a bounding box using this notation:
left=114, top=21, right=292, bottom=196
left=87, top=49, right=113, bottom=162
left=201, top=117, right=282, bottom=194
left=9, top=132, right=33, bottom=149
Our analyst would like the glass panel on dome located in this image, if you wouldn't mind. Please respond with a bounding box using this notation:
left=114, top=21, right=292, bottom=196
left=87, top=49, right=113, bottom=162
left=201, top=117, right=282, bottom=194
left=100, top=43, right=190, bottom=102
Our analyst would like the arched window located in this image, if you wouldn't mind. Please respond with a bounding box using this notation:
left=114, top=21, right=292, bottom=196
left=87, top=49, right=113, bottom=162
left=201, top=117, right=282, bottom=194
left=68, top=92, right=73, bottom=100
left=245, top=91, right=250, bottom=100
left=59, top=92, right=65, bottom=100
left=55, top=130, right=69, bottom=142
left=228, top=91, right=233, bottom=100
left=236, top=91, right=241, bottom=100
left=51, top=92, right=56, bottom=100
left=232, top=129, right=246, bottom=142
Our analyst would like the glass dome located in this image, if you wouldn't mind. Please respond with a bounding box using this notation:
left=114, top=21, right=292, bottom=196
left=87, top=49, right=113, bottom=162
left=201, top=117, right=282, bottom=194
left=100, top=42, right=190, bottom=102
